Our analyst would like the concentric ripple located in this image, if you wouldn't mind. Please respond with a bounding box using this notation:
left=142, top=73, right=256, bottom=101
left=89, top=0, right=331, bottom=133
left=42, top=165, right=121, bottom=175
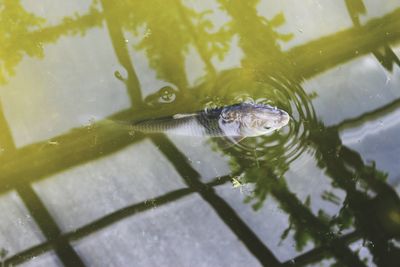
left=142, top=70, right=316, bottom=168
left=204, top=70, right=317, bottom=167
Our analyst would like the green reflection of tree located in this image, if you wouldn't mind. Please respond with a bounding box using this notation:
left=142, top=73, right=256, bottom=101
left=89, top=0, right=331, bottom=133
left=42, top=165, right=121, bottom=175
left=223, top=102, right=400, bottom=264
left=134, top=0, right=296, bottom=106
left=1, top=0, right=398, bottom=264
left=202, top=1, right=400, bottom=264
left=239, top=165, right=314, bottom=252
left=122, top=1, right=400, bottom=263
left=192, top=0, right=296, bottom=101
left=0, top=0, right=103, bottom=84
left=211, top=3, right=328, bottom=258
left=309, top=122, right=400, bottom=266
left=115, top=0, right=232, bottom=90
left=218, top=0, right=293, bottom=71
left=0, top=0, right=45, bottom=84
left=345, top=0, right=400, bottom=72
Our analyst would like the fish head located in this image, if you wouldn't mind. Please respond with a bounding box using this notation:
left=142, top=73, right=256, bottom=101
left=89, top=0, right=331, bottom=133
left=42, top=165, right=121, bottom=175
left=220, top=103, right=290, bottom=137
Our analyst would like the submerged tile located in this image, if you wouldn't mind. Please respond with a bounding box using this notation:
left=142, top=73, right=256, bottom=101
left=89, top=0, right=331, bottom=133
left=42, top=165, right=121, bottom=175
left=72, top=194, right=261, bottom=267
left=33, top=140, right=186, bottom=232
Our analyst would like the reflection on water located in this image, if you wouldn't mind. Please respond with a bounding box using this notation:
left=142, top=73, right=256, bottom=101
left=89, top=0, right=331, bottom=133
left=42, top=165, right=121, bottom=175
left=1, top=0, right=400, bottom=266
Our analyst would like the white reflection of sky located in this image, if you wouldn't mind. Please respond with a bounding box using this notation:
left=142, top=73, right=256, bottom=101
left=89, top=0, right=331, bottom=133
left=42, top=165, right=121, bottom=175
left=341, top=108, right=400, bottom=185
left=124, top=30, right=178, bottom=98
left=215, top=183, right=313, bottom=262
left=341, top=108, right=400, bottom=141
left=257, top=0, right=352, bottom=51
left=21, top=0, right=96, bottom=26
left=304, top=44, right=400, bottom=185
left=0, top=191, right=45, bottom=255
left=360, top=0, right=400, bottom=23
left=303, top=53, right=400, bottom=126
left=1, top=2, right=400, bottom=265
left=0, top=28, right=131, bottom=148
left=32, top=140, right=186, bottom=232
left=349, top=239, right=376, bottom=267
left=72, top=194, right=262, bottom=267
left=17, top=251, right=62, bottom=267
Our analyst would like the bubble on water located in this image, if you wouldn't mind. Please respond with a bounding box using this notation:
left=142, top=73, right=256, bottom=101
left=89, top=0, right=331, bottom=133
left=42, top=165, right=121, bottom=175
left=144, top=85, right=179, bottom=106
left=158, top=86, right=176, bottom=103
left=114, top=70, right=126, bottom=81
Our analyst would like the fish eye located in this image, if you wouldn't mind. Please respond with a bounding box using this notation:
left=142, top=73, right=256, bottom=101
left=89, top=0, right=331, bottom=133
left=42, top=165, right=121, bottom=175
left=264, top=126, right=271, bottom=130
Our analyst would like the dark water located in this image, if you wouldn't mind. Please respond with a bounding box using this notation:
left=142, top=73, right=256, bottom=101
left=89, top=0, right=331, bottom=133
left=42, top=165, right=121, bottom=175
left=0, top=1, right=400, bottom=266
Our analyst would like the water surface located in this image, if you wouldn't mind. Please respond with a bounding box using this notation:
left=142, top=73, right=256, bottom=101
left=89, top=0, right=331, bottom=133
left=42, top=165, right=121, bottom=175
left=1, top=1, right=400, bottom=266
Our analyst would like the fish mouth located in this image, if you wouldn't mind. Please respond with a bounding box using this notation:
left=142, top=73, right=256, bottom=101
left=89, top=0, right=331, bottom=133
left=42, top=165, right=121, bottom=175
left=279, top=112, right=290, bottom=126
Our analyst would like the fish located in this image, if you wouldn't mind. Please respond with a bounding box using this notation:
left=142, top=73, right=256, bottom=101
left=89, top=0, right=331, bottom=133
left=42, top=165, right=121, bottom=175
left=128, top=103, right=290, bottom=141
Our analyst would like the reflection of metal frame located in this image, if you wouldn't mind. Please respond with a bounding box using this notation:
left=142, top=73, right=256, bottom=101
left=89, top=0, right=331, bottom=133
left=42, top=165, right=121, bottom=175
left=289, top=6, right=400, bottom=79
left=1, top=1, right=400, bottom=266
left=344, top=0, right=400, bottom=72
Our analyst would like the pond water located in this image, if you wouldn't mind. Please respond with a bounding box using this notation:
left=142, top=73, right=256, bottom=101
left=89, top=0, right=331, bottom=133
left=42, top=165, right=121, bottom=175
left=0, top=1, right=400, bottom=266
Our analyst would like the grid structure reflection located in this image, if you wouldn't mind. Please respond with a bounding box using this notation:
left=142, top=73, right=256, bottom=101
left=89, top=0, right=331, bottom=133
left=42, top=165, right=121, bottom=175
left=1, top=1, right=400, bottom=267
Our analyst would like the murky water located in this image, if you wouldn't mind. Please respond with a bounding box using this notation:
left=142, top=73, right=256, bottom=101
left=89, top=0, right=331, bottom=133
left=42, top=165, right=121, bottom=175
left=1, top=1, right=400, bottom=266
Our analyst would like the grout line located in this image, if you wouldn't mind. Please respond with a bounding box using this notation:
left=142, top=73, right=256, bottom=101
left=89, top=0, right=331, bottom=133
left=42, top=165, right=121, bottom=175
left=5, top=187, right=193, bottom=266
left=150, top=134, right=282, bottom=266
left=15, top=185, right=86, bottom=267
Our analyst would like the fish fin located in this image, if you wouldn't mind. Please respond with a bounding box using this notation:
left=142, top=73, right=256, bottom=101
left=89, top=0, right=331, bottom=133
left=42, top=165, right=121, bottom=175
left=172, top=113, right=197, bottom=119
left=218, top=136, right=246, bottom=150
